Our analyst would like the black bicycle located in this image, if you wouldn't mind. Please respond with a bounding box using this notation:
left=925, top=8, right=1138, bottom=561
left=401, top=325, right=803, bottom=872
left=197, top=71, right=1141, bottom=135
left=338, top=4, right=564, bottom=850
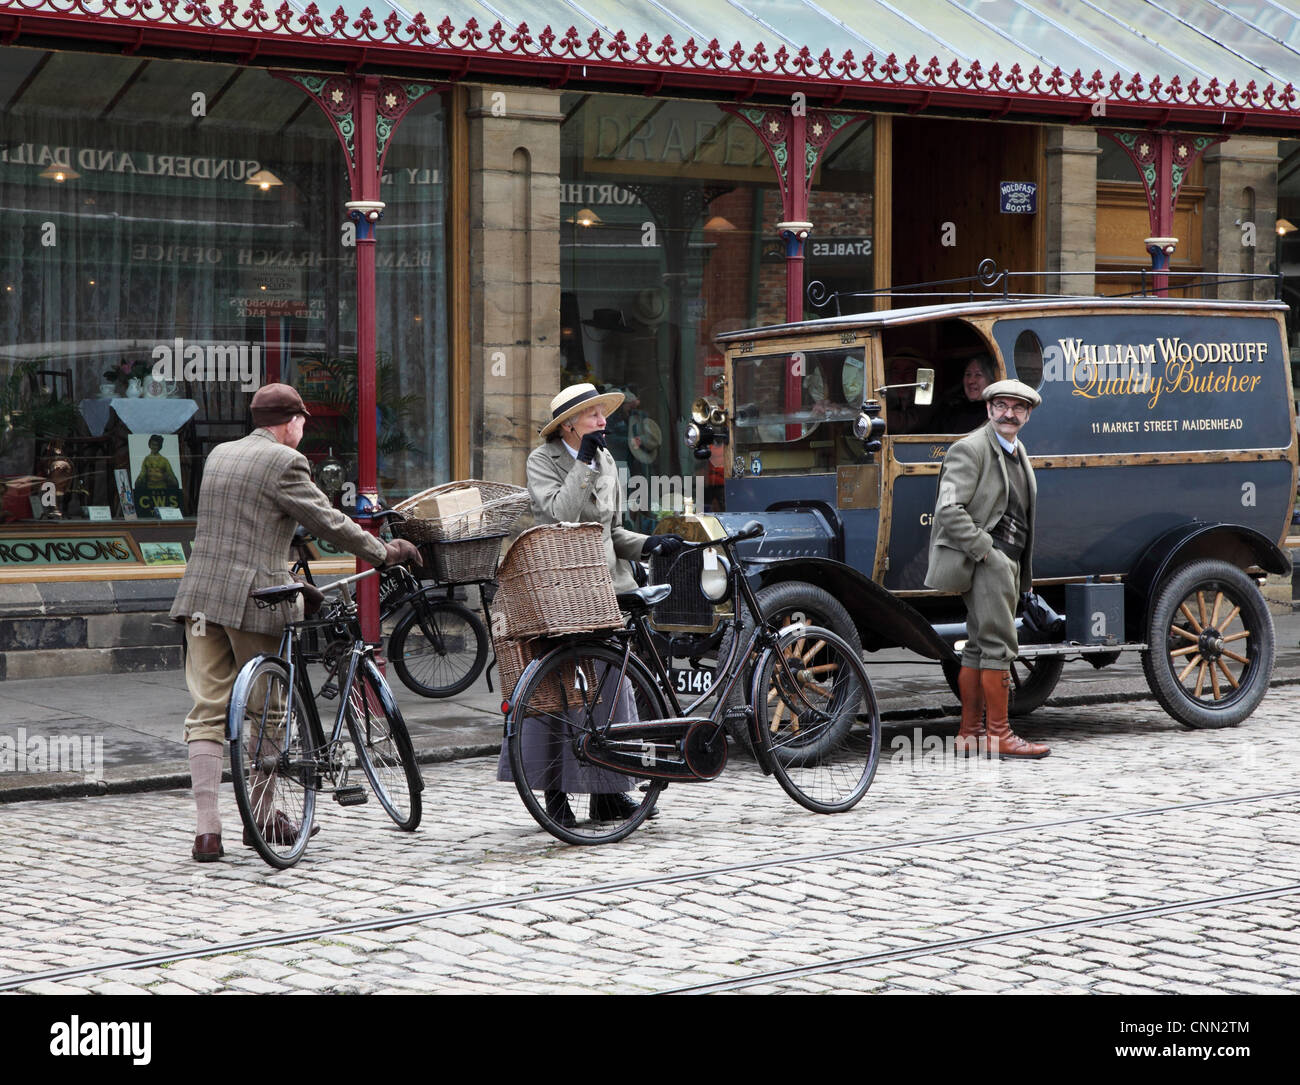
left=227, top=567, right=424, bottom=868
left=503, top=521, right=881, bottom=844
left=292, top=523, right=492, bottom=699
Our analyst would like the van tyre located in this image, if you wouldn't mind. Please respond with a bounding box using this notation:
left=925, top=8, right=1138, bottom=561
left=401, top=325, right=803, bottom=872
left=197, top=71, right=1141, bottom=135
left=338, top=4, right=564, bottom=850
left=943, top=654, right=1063, bottom=717
left=719, top=581, right=862, bottom=754
left=1141, top=559, right=1275, bottom=729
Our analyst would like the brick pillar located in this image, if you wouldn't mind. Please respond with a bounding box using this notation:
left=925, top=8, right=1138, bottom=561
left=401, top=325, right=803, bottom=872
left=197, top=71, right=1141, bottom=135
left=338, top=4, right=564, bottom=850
left=467, top=87, right=563, bottom=488
left=1045, top=127, right=1099, bottom=296
left=1203, top=136, right=1280, bottom=301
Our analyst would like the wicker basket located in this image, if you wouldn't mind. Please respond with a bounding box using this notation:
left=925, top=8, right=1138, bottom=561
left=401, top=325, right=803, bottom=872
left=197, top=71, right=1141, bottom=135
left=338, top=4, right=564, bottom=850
left=496, top=523, right=623, bottom=639
left=412, top=534, right=505, bottom=584
left=495, top=636, right=605, bottom=714
left=393, top=480, right=529, bottom=544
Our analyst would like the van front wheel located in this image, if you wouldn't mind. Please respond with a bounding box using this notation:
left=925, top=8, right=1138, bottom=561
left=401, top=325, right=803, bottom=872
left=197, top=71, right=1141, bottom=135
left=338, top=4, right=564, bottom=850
left=1141, top=559, right=1275, bottom=729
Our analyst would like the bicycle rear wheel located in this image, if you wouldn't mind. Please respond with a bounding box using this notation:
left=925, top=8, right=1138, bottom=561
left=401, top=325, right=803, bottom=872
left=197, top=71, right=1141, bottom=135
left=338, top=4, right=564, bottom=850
left=389, top=597, right=488, bottom=698
left=228, top=655, right=318, bottom=869
left=507, top=640, right=667, bottom=845
left=753, top=625, right=880, bottom=813
left=346, top=659, right=423, bottom=831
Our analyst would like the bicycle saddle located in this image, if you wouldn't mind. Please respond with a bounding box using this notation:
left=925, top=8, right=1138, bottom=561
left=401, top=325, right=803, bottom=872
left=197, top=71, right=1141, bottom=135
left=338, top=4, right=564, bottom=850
left=616, top=583, right=672, bottom=613
left=251, top=583, right=307, bottom=609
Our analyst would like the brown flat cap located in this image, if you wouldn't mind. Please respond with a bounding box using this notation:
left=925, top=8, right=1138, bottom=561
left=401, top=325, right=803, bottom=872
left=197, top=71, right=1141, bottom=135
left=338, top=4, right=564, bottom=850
left=251, top=383, right=311, bottom=427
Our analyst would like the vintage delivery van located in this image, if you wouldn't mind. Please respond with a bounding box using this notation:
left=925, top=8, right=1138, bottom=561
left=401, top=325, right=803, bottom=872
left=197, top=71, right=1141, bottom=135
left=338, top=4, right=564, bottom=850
left=650, top=287, right=1297, bottom=731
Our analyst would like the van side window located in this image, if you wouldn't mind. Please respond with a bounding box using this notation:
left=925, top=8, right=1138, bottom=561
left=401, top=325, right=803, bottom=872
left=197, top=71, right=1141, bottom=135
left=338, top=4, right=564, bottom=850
left=1013, top=330, right=1045, bottom=389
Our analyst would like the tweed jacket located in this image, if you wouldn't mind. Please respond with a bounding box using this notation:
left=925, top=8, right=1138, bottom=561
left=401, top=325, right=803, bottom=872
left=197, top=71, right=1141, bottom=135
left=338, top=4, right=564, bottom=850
left=170, top=429, right=388, bottom=635
left=526, top=439, right=648, bottom=594
left=925, top=421, right=1036, bottom=595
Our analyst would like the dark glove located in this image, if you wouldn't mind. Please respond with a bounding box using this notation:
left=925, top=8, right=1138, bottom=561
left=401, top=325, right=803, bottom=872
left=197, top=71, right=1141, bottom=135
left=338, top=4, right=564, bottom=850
left=1019, top=592, right=1064, bottom=640
left=382, top=538, right=422, bottom=568
left=577, top=429, right=607, bottom=465
left=642, top=533, right=684, bottom=558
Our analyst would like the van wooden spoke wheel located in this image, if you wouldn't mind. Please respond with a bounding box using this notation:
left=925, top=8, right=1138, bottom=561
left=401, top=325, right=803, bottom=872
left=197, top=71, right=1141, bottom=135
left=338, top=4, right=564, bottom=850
left=1141, top=559, right=1275, bottom=729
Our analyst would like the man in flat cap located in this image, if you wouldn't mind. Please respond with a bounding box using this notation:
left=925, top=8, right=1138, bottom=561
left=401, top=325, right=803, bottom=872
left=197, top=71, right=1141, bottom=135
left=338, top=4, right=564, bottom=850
left=925, top=378, right=1050, bottom=760
left=172, top=382, right=420, bottom=861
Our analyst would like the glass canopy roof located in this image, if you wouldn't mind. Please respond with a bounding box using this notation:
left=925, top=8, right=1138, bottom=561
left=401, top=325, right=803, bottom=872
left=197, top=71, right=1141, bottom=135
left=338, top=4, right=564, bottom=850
left=280, top=0, right=1299, bottom=86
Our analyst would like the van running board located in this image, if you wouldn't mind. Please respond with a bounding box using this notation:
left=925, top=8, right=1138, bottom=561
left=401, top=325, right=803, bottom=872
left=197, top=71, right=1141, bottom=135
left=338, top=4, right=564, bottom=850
left=1017, top=641, right=1148, bottom=658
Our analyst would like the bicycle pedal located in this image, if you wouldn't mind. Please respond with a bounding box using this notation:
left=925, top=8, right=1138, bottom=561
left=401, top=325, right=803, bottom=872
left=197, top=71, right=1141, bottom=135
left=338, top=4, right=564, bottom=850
left=334, top=786, right=368, bottom=806
left=320, top=683, right=338, bottom=700
left=724, top=704, right=753, bottom=724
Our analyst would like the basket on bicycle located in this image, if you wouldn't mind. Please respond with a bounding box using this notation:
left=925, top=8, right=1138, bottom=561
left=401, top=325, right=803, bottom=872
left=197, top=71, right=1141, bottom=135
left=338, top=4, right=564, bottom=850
left=496, top=522, right=623, bottom=639
left=392, top=480, right=530, bottom=544
left=411, top=534, right=507, bottom=584
left=494, top=634, right=605, bottom=714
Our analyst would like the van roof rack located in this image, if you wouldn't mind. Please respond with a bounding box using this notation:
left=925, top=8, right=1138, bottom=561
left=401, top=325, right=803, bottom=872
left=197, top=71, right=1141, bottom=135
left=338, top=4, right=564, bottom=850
left=806, top=258, right=1285, bottom=317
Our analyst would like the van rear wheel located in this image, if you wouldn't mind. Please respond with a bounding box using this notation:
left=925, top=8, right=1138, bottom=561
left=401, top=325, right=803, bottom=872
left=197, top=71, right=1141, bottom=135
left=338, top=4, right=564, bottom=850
left=1141, top=559, right=1275, bottom=729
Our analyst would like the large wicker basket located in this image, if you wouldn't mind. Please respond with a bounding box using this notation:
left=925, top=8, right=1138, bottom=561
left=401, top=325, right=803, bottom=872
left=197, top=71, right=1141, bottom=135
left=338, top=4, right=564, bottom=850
left=495, top=635, right=606, bottom=714
left=496, top=522, right=623, bottom=639
left=393, top=480, right=530, bottom=544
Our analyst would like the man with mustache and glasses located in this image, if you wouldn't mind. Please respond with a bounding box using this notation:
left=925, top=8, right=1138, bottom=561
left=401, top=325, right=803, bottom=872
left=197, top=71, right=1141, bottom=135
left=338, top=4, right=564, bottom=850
left=925, top=379, right=1050, bottom=760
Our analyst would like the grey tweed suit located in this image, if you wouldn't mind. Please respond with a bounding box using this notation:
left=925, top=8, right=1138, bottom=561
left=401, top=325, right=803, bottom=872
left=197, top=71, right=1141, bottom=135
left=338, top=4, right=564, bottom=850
left=172, top=428, right=389, bottom=744
left=171, top=428, right=387, bottom=634
left=925, top=422, right=1036, bottom=670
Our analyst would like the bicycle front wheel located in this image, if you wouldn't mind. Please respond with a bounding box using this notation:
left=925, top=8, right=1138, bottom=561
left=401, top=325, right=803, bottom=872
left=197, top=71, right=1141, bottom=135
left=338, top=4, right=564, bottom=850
left=753, top=625, right=880, bottom=814
left=507, top=640, right=667, bottom=845
left=346, top=659, right=424, bottom=831
left=228, top=655, right=318, bottom=869
left=389, top=597, right=488, bottom=698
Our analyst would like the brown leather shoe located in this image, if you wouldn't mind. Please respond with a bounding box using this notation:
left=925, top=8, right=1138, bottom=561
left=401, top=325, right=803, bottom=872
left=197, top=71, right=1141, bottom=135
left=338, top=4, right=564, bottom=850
left=243, top=813, right=320, bottom=847
left=955, top=666, right=986, bottom=756
left=192, top=833, right=224, bottom=862
left=980, top=669, right=1050, bottom=759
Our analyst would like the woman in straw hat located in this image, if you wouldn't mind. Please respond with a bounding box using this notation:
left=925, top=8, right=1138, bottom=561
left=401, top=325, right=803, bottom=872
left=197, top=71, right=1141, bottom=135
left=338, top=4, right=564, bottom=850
left=496, top=383, right=684, bottom=828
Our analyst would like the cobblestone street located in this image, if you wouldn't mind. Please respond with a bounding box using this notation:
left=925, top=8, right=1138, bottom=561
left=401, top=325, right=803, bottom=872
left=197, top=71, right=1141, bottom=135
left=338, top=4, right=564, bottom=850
left=2, top=685, right=1298, bottom=996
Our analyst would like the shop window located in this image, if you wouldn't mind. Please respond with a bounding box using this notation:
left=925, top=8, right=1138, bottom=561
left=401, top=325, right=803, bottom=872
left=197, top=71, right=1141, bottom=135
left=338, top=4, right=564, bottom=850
left=0, top=48, right=449, bottom=568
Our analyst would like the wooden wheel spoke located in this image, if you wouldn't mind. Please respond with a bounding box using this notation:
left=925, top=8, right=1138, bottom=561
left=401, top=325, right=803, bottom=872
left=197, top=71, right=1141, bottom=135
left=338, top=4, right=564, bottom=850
left=1218, top=605, right=1240, bottom=635
left=1209, top=663, right=1220, bottom=701
left=1194, top=660, right=1207, bottom=698
left=1178, top=602, right=1203, bottom=633
left=1208, top=591, right=1223, bottom=630
left=1195, top=591, right=1207, bottom=629
left=805, top=662, right=840, bottom=675
left=1169, top=625, right=1199, bottom=643
left=1222, top=631, right=1250, bottom=644
left=1222, top=648, right=1250, bottom=665
left=770, top=697, right=787, bottom=733
left=799, top=639, right=827, bottom=664
left=1216, top=659, right=1240, bottom=691
left=1170, top=645, right=1200, bottom=658
left=1177, top=654, right=1202, bottom=682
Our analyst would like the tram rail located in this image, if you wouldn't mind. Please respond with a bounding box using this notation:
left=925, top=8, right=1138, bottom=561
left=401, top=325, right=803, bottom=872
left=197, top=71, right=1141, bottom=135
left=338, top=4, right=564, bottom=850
left=3, top=786, right=1296, bottom=993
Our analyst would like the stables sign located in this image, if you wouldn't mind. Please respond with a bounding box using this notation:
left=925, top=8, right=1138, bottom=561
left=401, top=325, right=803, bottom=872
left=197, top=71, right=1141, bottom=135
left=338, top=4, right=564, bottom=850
left=0, top=536, right=136, bottom=566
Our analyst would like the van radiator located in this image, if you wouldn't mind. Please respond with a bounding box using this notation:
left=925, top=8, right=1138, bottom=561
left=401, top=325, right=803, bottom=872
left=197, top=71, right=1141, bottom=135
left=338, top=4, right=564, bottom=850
left=650, top=548, right=712, bottom=628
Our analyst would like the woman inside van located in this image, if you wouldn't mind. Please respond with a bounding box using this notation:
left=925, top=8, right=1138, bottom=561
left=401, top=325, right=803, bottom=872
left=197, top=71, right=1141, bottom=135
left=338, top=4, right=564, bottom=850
left=940, top=355, right=995, bottom=432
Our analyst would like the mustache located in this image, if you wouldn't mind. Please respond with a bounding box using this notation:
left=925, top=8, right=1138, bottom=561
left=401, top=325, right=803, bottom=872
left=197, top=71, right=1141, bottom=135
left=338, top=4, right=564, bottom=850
left=992, top=414, right=1022, bottom=425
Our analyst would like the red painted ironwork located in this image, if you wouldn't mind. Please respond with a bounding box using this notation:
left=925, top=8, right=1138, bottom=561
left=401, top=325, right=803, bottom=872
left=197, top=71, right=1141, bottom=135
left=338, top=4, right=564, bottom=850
left=1102, top=129, right=1221, bottom=295
left=2, top=4, right=1298, bottom=132
left=273, top=69, right=437, bottom=653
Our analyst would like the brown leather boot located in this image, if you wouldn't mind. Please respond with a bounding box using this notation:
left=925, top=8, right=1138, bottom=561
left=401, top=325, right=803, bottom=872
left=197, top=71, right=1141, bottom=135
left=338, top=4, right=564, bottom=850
left=955, top=666, right=985, bottom=757
left=981, top=669, right=1050, bottom=759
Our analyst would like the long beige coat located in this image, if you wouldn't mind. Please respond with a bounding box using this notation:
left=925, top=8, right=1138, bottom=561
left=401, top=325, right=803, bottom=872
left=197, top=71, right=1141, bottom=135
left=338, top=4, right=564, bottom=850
left=170, top=428, right=388, bottom=635
left=526, top=439, right=648, bottom=594
left=924, top=422, right=1036, bottom=596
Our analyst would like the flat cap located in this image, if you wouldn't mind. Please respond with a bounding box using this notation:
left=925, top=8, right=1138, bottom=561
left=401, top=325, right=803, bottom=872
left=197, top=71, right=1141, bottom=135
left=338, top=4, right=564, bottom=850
left=982, top=379, right=1041, bottom=408
left=251, top=383, right=311, bottom=427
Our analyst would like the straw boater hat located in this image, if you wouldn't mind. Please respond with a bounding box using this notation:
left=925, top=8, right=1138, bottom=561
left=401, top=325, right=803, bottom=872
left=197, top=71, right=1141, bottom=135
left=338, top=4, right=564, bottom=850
left=982, top=378, right=1042, bottom=408
left=539, top=383, right=625, bottom=438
